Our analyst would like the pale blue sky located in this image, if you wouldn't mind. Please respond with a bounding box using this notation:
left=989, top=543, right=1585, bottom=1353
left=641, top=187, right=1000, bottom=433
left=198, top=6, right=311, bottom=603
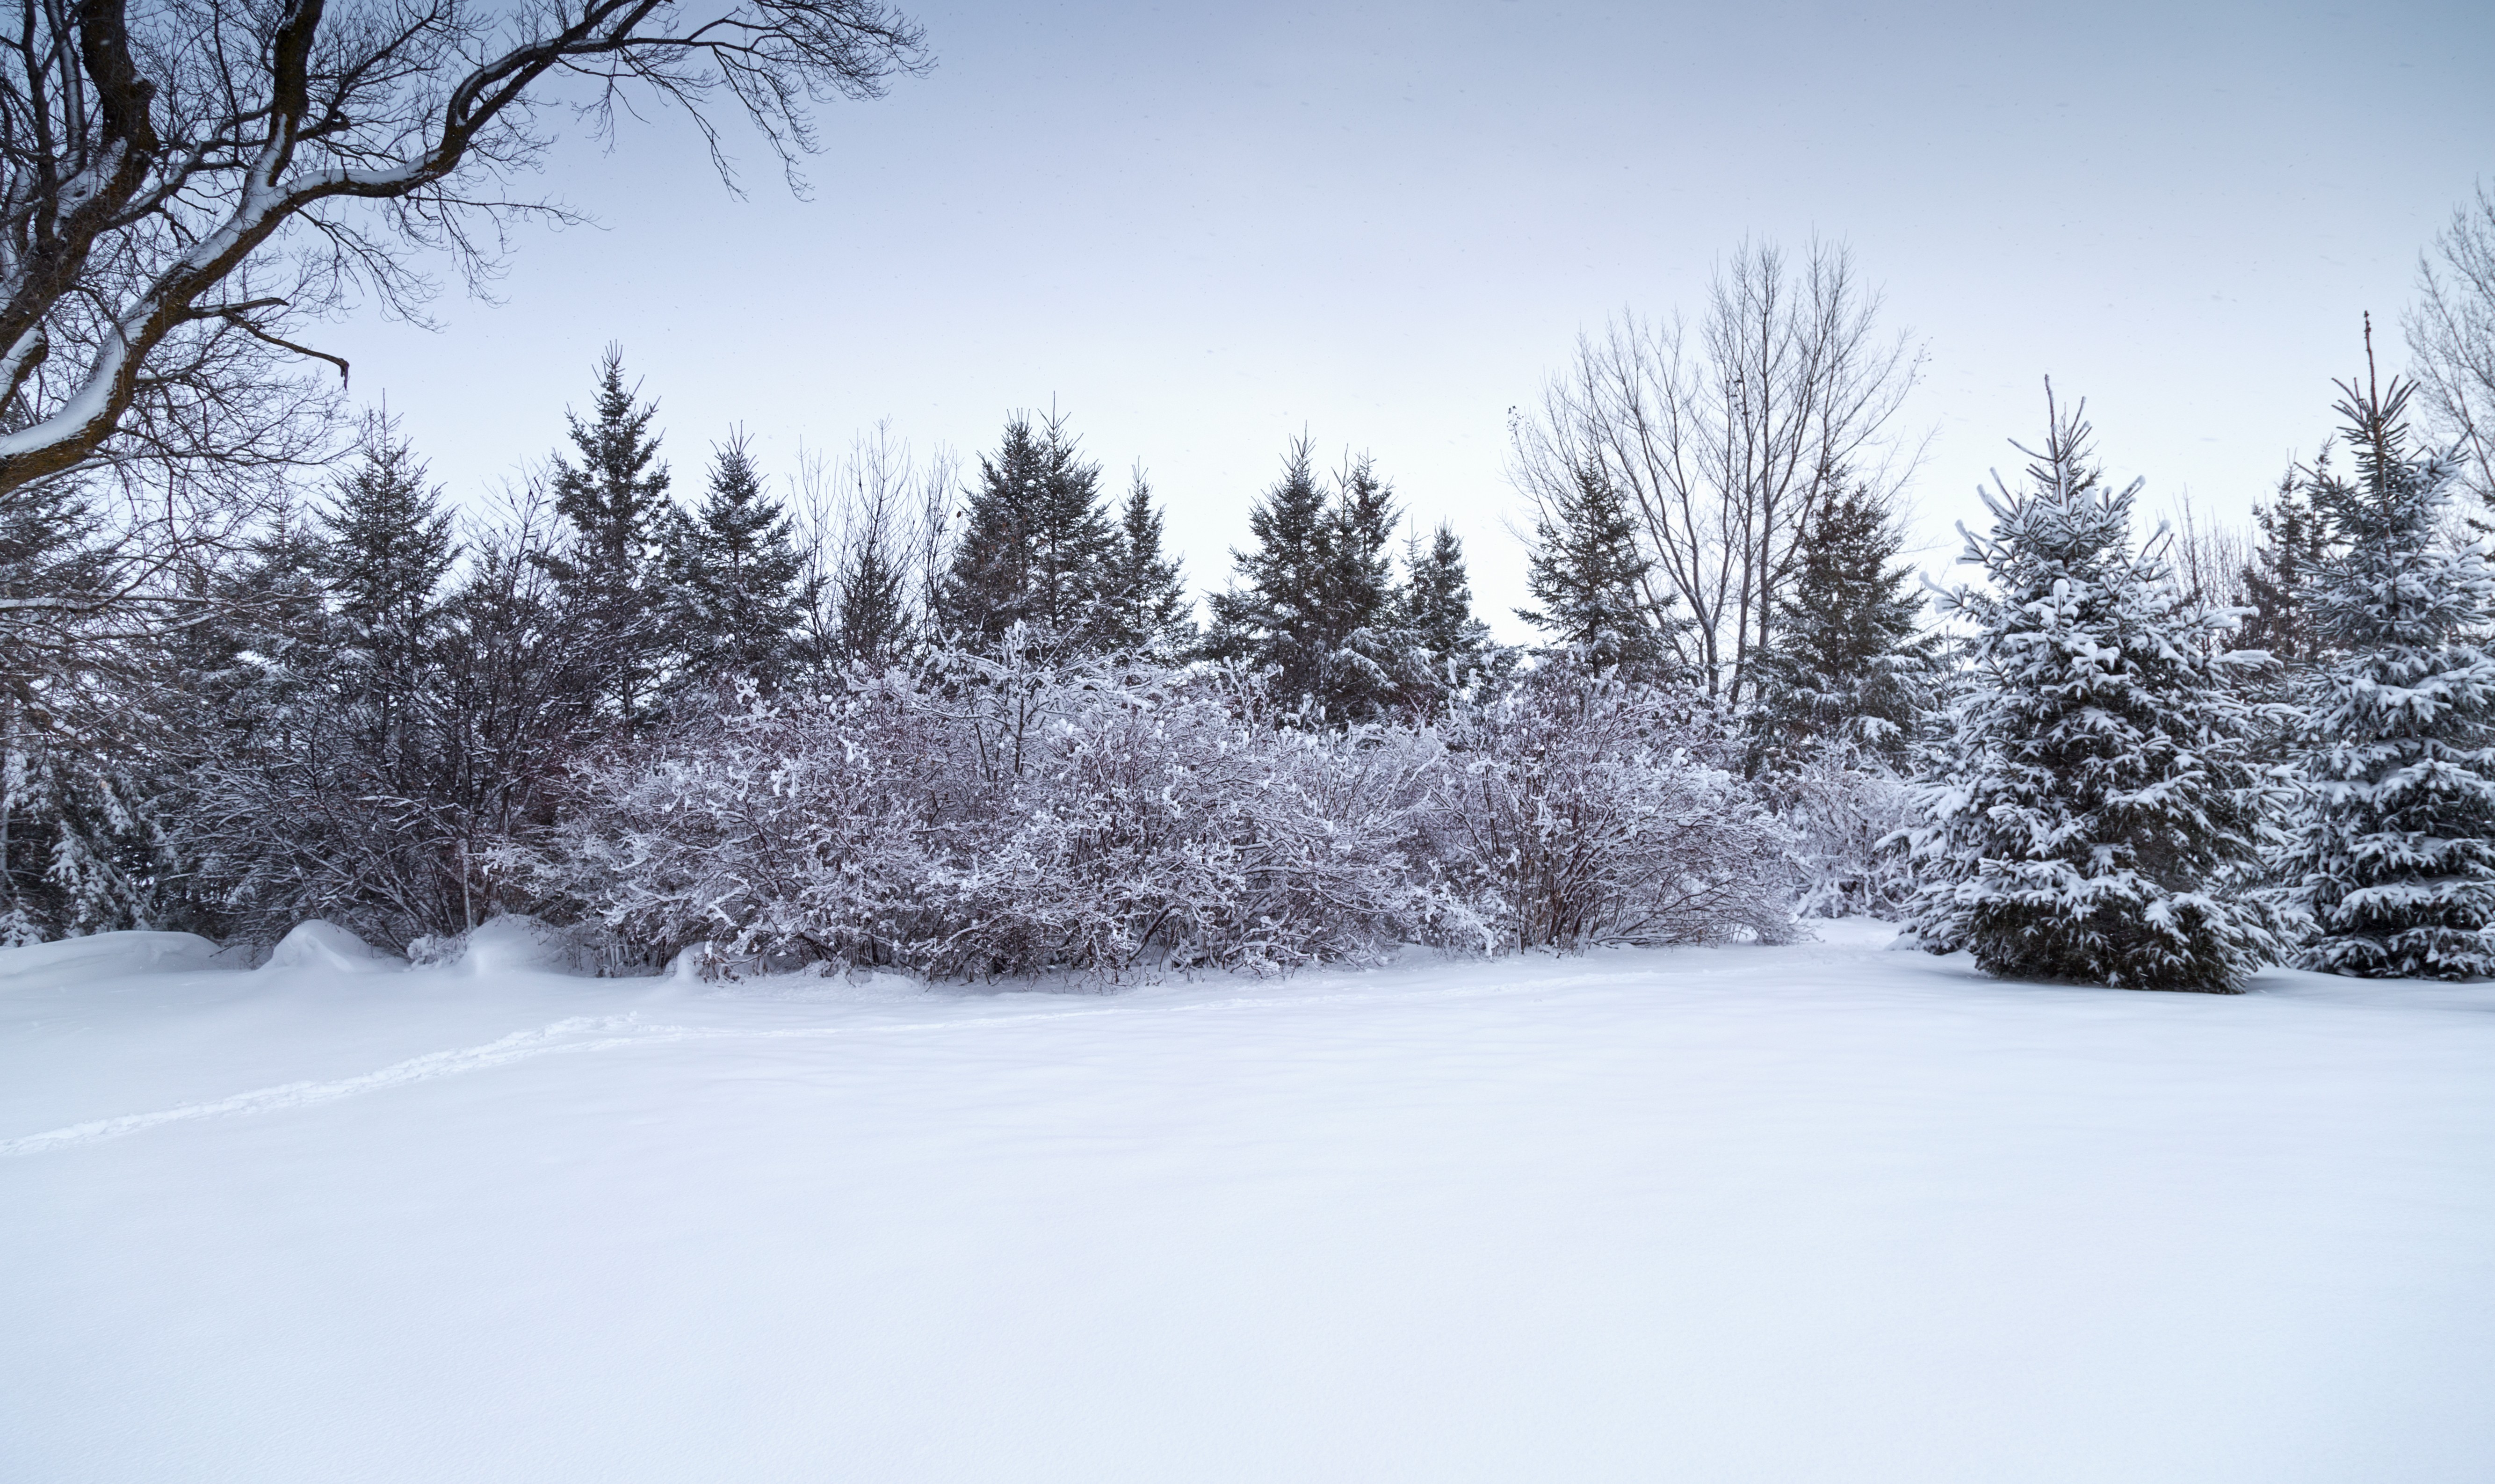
left=323, top=0, right=2494, bottom=634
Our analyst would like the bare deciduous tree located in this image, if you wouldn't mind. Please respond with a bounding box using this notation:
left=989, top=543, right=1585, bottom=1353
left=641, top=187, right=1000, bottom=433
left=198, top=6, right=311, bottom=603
left=2407, top=182, right=2495, bottom=505
left=2164, top=493, right=2253, bottom=627
left=1509, top=239, right=1923, bottom=702
left=789, top=420, right=954, bottom=676
left=0, top=0, right=929, bottom=501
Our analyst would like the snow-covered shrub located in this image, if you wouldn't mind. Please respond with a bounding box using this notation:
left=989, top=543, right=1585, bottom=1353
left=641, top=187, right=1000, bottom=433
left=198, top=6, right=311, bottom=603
left=540, top=644, right=1816, bottom=976
left=535, top=673, right=951, bottom=974
left=1764, top=750, right=1918, bottom=919
left=542, top=658, right=1463, bottom=979
left=952, top=687, right=1459, bottom=974
left=1418, top=671, right=1797, bottom=949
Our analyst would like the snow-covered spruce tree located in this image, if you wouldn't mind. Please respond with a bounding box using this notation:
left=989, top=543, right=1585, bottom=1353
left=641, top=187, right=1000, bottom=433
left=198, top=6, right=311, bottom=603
left=660, top=433, right=807, bottom=694
left=1397, top=522, right=1493, bottom=716
left=154, top=493, right=340, bottom=939
left=1744, top=481, right=1938, bottom=917
left=1316, top=452, right=1414, bottom=720
left=541, top=346, right=672, bottom=724
left=938, top=410, right=1117, bottom=653
left=1901, top=391, right=2285, bottom=992
left=189, top=461, right=622, bottom=950
left=0, top=723, right=176, bottom=942
left=320, top=413, right=460, bottom=763
left=1515, top=461, right=1679, bottom=680
left=178, top=427, right=491, bottom=948
left=1099, top=466, right=1194, bottom=657
left=1747, top=482, right=1935, bottom=776
left=1203, top=441, right=1411, bottom=724
left=2272, top=369, right=2495, bottom=978
left=0, top=462, right=176, bottom=938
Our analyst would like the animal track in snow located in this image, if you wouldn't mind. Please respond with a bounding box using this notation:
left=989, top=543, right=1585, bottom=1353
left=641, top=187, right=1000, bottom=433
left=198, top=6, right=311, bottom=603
left=0, top=968, right=1684, bottom=1158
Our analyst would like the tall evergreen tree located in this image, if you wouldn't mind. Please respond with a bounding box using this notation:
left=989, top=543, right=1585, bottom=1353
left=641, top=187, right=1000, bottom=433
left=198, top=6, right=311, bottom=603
left=0, top=722, right=174, bottom=941
left=1205, top=442, right=1408, bottom=723
left=319, top=414, right=458, bottom=760
left=177, top=434, right=622, bottom=949
left=1747, top=483, right=1935, bottom=775
left=1320, top=453, right=1408, bottom=717
left=833, top=521, right=914, bottom=672
left=1399, top=522, right=1491, bottom=706
left=0, top=480, right=214, bottom=941
left=0, top=466, right=161, bottom=940
left=661, top=432, right=806, bottom=692
left=1206, top=437, right=1330, bottom=683
left=1902, top=392, right=2284, bottom=992
left=542, top=345, right=670, bottom=719
left=1100, top=466, right=1193, bottom=655
left=2272, top=364, right=2495, bottom=978
left=177, top=428, right=502, bottom=948
left=939, top=410, right=1117, bottom=650
left=1517, top=462, right=1676, bottom=678
left=553, top=346, right=672, bottom=575
left=166, top=496, right=348, bottom=939
left=0, top=472, right=110, bottom=718
left=2237, top=462, right=2336, bottom=670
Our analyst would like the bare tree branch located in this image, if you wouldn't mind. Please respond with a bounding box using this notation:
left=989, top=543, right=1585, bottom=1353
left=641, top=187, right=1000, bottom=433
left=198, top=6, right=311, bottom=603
left=0, top=0, right=931, bottom=498
left=1509, top=239, right=1924, bottom=703
left=2407, top=181, right=2495, bottom=507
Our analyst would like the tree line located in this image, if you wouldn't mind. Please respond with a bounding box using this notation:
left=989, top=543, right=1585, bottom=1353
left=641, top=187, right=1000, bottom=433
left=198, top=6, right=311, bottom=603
left=5, top=196, right=2494, bottom=991
left=0, top=336, right=1822, bottom=964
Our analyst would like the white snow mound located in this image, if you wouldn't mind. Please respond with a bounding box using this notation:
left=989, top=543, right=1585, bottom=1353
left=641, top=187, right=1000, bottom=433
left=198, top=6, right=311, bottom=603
left=260, top=920, right=398, bottom=975
left=0, top=930, right=226, bottom=991
left=447, top=915, right=585, bottom=977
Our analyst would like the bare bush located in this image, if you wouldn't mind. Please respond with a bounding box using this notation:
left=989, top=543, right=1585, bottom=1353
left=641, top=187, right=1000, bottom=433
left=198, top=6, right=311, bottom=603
left=1419, top=670, right=1798, bottom=949
left=540, top=653, right=1471, bottom=980
left=1758, top=749, right=1916, bottom=919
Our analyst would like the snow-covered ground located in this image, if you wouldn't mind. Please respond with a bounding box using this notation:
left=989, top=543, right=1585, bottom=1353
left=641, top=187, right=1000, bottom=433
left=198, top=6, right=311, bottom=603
left=5, top=920, right=2491, bottom=1484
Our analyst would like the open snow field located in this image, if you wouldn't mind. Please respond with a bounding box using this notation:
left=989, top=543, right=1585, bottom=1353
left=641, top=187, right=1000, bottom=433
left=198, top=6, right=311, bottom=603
left=5, top=922, right=2492, bottom=1483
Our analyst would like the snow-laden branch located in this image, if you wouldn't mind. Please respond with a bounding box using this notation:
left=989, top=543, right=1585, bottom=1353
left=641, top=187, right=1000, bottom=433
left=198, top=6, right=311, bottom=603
left=0, top=0, right=929, bottom=496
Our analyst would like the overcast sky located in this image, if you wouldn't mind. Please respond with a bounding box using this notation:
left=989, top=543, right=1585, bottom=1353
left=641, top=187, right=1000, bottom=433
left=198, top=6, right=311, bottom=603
left=321, top=0, right=2494, bottom=637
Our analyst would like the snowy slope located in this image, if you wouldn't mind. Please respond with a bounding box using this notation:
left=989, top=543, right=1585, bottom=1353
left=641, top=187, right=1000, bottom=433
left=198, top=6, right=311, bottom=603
left=4, top=923, right=2491, bottom=1483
